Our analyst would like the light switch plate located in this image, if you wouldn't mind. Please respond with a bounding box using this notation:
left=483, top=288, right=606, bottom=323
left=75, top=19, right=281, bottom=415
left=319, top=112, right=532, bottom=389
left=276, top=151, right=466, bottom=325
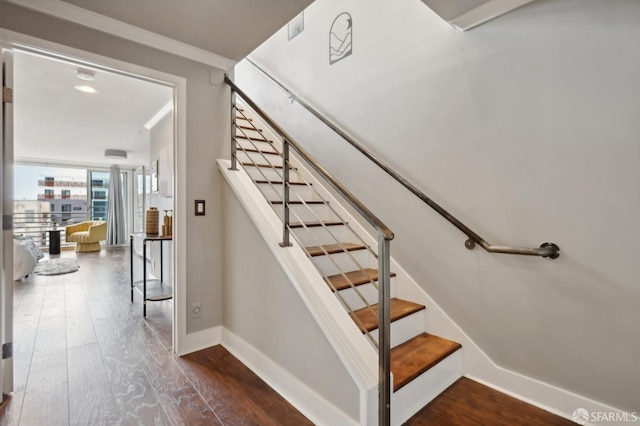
left=195, top=200, right=205, bottom=216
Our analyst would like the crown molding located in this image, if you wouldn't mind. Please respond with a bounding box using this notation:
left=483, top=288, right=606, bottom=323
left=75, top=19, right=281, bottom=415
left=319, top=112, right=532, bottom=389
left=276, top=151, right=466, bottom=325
left=449, top=0, right=536, bottom=31
left=6, top=0, right=237, bottom=70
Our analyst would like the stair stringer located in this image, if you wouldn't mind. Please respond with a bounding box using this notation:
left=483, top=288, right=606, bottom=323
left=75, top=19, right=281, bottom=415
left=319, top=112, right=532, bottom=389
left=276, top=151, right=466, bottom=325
left=218, top=158, right=380, bottom=426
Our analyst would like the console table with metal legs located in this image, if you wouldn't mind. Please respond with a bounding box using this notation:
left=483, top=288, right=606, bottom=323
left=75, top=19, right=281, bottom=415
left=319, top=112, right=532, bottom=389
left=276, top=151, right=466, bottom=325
left=130, top=233, right=173, bottom=317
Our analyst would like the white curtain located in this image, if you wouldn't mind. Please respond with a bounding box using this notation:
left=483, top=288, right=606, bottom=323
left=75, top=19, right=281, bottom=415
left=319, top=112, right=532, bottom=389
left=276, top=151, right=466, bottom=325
left=106, top=165, right=126, bottom=244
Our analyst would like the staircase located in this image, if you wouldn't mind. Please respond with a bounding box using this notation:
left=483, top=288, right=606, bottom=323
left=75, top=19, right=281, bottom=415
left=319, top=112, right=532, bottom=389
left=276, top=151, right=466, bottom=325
left=232, top=105, right=463, bottom=423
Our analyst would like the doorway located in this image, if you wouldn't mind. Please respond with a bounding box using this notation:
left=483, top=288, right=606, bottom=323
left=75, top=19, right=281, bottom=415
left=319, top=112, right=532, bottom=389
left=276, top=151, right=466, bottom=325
left=2, top=38, right=185, bottom=399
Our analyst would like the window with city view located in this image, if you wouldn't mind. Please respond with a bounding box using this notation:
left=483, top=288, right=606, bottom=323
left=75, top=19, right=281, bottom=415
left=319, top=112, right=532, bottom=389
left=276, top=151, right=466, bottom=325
left=14, top=165, right=119, bottom=247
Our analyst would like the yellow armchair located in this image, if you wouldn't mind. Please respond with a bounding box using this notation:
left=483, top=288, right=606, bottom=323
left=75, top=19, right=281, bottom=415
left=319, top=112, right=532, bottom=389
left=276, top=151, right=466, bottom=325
left=65, top=220, right=107, bottom=252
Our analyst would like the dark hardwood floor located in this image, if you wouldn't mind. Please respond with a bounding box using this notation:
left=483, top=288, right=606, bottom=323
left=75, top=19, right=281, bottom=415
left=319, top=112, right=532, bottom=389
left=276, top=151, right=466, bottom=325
left=0, top=247, right=309, bottom=426
left=0, top=247, right=577, bottom=426
left=407, top=377, right=576, bottom=426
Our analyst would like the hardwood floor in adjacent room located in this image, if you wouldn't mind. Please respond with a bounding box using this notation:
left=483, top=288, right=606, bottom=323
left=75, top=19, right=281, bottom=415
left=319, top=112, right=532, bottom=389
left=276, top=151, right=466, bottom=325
left=0, top=247, right=310, bottom=426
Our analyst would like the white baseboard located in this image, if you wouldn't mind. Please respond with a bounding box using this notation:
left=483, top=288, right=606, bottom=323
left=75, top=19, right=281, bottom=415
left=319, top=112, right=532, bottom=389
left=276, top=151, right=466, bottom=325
left=468, top=367, right=637, bottom=426
left=178, top=326, right=222, bottom=356
left=221, top=327, right=357, bottom=426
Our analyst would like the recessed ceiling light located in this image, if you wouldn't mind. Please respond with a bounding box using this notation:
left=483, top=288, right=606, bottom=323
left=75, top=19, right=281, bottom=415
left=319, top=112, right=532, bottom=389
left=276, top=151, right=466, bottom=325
left=105, top=149, right=127, bottom=159
left=75, top=85, right=97, bottom=93
left=76, top=68, right=95, bottom=81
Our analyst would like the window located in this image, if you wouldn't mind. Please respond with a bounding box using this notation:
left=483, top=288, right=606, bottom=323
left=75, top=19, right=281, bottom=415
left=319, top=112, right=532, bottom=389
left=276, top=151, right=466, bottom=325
left=61, top=189, right=71, bottom=199
left=44, top=189, right=54, bottom=199
left=44, top=176, right=54, bottom=186
left=25, top=209, right=35, bottom=222
left=50, top=203, right=55, bottom=212
left=62, top=204, right=71, bottom=212
left=92, top=200, right=107, bottom=221
left=93, top=190, right=106, bottom=200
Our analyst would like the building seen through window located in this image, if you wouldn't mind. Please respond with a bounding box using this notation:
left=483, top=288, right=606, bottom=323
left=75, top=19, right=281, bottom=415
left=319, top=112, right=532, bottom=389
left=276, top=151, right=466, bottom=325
left=13, top=165, right=127, bottom=246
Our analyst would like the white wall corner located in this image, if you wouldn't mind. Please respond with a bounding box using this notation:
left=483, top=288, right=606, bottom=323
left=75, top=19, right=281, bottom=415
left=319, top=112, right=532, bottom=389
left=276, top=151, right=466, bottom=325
left=177, top=325, right=222, bottom=356
left=449, top=0, right=537, bottom=31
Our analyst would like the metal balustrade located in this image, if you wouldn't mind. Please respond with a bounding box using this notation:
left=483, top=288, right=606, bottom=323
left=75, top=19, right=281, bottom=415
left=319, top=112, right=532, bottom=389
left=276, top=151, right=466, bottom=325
left=226, top=75, right=394, bottom=425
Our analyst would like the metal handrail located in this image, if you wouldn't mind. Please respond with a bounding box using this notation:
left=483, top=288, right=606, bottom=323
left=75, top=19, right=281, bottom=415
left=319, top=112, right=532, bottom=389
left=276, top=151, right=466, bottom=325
left=225, top=75, right=394, bottom=242
left=244, top=58, right=560, bottom=260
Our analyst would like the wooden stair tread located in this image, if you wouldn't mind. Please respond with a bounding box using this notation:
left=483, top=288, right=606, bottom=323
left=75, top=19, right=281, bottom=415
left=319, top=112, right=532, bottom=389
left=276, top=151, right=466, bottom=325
left=289, top=221, right=345, bottom=229
left=255, top=180, right=307, bottom=186
left=238, top=147, right=281, bottom=156
left=237, top=125, right=261, bottom=131
left=350, top=298, right=425, bottom=333
left=391, top=333, right=461, bottom=391
left=305, top=243, right=366, bottom=257
left=325, top=268, right=396, bottom=291
left=236, top=134, right=270, bottom=142
left=235, top=116, right=253, bottom=121
left=241, top=163, right=283, bottom=169
left=270, top=200, right=325, bottom=205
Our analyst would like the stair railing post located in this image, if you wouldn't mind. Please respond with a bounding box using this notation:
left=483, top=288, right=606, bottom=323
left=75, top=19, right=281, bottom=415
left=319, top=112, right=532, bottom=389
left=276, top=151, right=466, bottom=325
left=280, top=139, right=292, bottom=247
left=378, top=232, right=391, bottom=426
left=229, top=89, right=238, bottom=171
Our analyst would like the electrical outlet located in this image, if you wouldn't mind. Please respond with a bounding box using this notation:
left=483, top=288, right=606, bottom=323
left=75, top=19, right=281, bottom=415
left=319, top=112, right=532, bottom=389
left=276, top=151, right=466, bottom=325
left=191, top=302, right=202, bottom=319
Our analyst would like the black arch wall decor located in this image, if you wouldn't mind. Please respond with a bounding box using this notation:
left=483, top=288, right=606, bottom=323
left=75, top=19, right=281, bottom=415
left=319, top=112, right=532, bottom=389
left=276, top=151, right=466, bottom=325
left=329, top=12, right=352, bottom=65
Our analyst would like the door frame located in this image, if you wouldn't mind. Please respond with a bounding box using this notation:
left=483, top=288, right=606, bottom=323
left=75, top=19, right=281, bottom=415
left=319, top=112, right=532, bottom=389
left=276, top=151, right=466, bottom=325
left=0, top=29, right=188, bottom=355
left=1, top=43, right=15, bottom=402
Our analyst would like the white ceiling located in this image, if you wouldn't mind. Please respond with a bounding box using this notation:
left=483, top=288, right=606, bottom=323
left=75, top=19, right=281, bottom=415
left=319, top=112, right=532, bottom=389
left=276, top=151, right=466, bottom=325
left=58, top=0, right=314, bottom=61
left=6, top=0, right=313, bottom=170
left=13, top=50, right=173, bottom=169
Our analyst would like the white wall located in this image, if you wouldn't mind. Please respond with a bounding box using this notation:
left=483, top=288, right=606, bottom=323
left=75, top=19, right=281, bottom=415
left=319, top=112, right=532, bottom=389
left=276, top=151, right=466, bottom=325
left=221, top=180, right=360, bottom=421
left=237, top=0, right=640, bottom=412
left=0, top=2, right=228, bottom=336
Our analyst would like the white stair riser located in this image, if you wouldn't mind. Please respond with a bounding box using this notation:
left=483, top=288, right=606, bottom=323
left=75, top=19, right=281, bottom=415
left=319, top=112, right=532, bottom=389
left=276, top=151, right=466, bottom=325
left=236, top=150, right=282, bottom=166
left=274, top=203, right=338, bottom=223
left=391, top=351, right=461, bottom=425
left=291, top=224, right=355, bottom=247
left=244, top=165, right=301, bottom=182
left=257, top=184, right=316, bottom=203
left=310, top=249, right=376, bottom=277
left=334, top=279, right=397, bottom=311
left=369, top=310, right=425, bottom=349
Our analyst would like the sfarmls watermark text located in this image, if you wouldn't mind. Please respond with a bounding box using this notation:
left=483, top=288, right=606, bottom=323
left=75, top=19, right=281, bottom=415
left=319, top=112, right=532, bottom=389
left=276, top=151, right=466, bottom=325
left=572, top=408, right=638, bottom=424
